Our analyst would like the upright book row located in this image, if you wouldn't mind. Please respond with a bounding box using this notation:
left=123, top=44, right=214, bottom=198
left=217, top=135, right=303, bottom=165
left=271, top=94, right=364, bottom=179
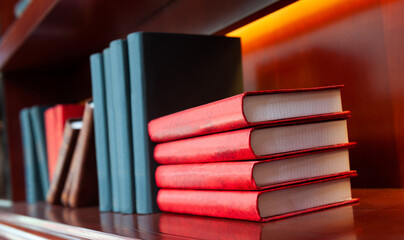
left=20, top=103, right=100, bottom=206
left=90, top=32, right=243, bottom=214
left=149, top=86, right=359, bottom=222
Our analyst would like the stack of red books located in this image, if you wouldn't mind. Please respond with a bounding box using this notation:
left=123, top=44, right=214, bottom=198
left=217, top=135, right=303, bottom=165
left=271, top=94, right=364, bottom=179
left=148, top=85, right=358, bottom=222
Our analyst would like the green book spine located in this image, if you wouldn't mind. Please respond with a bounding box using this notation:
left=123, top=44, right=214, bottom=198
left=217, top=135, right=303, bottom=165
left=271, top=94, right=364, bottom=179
left=103, top=48, right=121, bottom=212
left=29, top=106, right=49, bottom=199
left=90, top=53, right=112, bottom=212
left=127, top=32, right=154, bottom=214
left=110, top=39, right=135, bottom=214
left=20, top=108, right=44, bottom=203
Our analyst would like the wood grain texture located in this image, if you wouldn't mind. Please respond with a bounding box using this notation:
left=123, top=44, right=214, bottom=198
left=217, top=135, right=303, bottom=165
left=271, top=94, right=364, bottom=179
left=0, top=189, right=402, bottom=239
left=229, top=0, right=404, bottom=188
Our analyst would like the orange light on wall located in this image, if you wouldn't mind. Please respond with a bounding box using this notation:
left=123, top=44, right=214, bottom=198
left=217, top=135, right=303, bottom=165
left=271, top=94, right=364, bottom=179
left=227, top=0, right=380, bottom=53
left=226, top=0, right=381, bottom=91
left=225, top=0, right=404, bottom=188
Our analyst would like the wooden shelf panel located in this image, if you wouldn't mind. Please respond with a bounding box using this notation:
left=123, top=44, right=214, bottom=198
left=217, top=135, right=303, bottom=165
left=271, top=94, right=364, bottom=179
left=0, top=0, right=57, bottom=71
left=0, top=0, right=294, bottom=72
left=0, top=189, right=403, bottom=239
left=0, top=0, right=172, bottom=71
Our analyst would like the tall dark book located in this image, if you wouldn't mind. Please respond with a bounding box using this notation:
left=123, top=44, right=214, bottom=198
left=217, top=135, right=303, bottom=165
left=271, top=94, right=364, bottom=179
left=103, top=48, right=121, bottom=212
left=29, top=106, right=50, bottom=199
left=110, top=39, right=135, bottom=214
left=127, top=32, right=243, bottom=214
left=90, top=52, right=112, bottom=212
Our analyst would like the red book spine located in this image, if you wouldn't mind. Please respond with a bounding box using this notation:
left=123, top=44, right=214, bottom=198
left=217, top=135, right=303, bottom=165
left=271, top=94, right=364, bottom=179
left=156, top=161, right=255, bottom=190
left=149, top=85, right=343, bottom=142
left=154, top=128, right=255, bottom=164
left=45, top=108, right=56, bottom=182
left=158, top=189, right=261, bottom=221
left=46, top=104, right=84, bottom=181
left=156, top=143, right=356, bottom=190
left=157, top=173, right=358, bottom=222
left=149, top=93, right=247, bottom=143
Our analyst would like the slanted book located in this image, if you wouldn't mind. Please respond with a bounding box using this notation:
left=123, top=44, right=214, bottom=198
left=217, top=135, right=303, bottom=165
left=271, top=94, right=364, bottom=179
left=62, top=102, right=98, bottom=208
left=45, top=104, right=84, bottom=182
left=149, top=85, right=344, bottom=142
left=47, top=118, right=81, bottom=205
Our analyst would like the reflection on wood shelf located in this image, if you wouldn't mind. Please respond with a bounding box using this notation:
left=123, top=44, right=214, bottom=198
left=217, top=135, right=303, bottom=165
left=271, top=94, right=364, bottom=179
left=0, top=189, right=402, bottom=239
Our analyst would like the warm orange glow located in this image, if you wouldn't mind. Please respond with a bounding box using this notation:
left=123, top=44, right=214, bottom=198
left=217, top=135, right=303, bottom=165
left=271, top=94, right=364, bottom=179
left=226, top=0, right=382, bottom=91
left=227, top=0, right=380, bottom=52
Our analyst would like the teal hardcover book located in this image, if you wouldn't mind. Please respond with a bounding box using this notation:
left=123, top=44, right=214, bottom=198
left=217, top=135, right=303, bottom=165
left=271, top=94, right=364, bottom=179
left=127, top=32, right=243, bottom=214
left=29, top=106, right=49, bottom=199
left=90, top=53, right=112, bottom=212
left=110, top=39, right=135, bottom=214
left=103, top=48, right=121, bottom=212
left=20, top=108, right=44, bottom=203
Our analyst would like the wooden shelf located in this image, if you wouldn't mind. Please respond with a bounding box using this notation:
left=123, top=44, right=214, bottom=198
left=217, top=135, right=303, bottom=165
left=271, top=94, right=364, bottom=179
left=0, top=189, right=401, bottom=239
left=0, top=0, right=171, bottom=71
left=0, top=0, right=58, bottom=71
left=0, top=0, right=295, bottom=72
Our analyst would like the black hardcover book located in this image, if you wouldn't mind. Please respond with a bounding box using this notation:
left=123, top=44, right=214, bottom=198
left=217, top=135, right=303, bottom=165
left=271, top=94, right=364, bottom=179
left=127, top=32, right=243, bottom=214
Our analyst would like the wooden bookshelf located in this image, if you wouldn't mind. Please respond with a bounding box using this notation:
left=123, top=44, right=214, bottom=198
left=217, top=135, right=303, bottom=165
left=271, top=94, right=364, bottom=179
left=1, top=0, right=404, bottom=238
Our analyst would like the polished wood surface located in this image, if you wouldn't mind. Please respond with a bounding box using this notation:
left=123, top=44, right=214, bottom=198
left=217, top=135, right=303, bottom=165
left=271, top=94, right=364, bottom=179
left=228, top=0, right=404, bottom=188
left=0, top=189, right=401, bottom=239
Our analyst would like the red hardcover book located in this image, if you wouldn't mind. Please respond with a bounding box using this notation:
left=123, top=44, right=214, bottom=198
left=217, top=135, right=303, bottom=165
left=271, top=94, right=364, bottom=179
left=154, top=113, right=350, bottom=164
left=156, top=143, right=355, bottom=190
left=45, top=104, right=84, bottom=182
left=149, top=85, right=344, bottom=142
left=157, top=172, right=358, bottom=222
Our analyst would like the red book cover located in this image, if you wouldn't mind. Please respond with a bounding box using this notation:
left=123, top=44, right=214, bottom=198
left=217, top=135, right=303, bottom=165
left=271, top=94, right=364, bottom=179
left=157, top=172, right=358, bottom=222
left=45, top=104, right=84, bottom=182
left=156, top=143, right=356, bottom=190
left=154, top=112, right=350, bottom=164
left=149, top=85, right=343, bottom=142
